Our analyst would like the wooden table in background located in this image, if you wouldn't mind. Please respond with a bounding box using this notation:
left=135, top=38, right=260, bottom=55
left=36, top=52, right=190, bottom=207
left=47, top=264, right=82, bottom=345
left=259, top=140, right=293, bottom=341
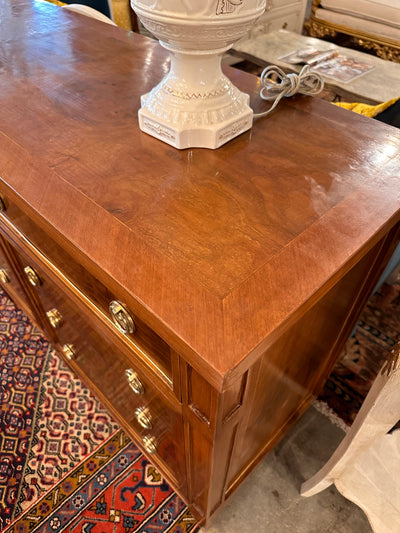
left=0, top=0, right=400, bottom=526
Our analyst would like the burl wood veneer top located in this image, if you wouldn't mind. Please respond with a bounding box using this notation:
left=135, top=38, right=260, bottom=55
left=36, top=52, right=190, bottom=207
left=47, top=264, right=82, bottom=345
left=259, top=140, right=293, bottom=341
left=1, top=0, right=399, bottom=388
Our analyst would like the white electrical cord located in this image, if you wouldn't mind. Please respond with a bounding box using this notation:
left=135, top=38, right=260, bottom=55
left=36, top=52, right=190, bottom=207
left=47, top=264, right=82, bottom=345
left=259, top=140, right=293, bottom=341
left=253, top=64, right=325, bottom=118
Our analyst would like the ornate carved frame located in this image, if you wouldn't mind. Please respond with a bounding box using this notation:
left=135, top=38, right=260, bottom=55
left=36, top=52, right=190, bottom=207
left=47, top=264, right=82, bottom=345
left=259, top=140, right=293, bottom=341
left=305, top=0, right=400, bottom=62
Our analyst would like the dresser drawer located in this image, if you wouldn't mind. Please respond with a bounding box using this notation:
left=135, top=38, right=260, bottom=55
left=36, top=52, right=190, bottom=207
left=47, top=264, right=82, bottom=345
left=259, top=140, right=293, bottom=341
left=266, top=8, right=305, bottom=33
left=0, top=237, right=26, bottom=304
left=11, top=243, right=187, bottom=490
left=249, top=2, right=306, bottom=35
left=0, top=188, right=173, bottom=381
left=0, top=235, right=38, bottom=319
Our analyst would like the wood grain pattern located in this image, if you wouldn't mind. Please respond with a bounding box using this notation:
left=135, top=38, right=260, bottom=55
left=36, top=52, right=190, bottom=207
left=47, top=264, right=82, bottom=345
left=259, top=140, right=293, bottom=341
left=0, top=196, right=174, bottom=377
left=1, top=0, right=399, bottom=390
left=1, top=0, right=400, bottom=525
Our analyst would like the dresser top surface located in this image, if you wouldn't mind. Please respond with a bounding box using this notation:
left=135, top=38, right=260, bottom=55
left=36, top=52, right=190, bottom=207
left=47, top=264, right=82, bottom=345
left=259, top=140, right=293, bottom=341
left=1, top=0, right=399, bottom=386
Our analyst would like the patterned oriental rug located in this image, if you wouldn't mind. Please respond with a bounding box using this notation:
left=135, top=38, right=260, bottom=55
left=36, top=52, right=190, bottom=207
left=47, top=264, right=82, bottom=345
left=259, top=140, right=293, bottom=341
left=1, top=279, right=399, bottom=531
left=0, top=291, right=198, bottom=532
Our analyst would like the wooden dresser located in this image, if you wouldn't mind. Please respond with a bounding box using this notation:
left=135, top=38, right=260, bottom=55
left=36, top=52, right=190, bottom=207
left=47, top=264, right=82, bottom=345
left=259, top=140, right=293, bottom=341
left=1, top=0, right=400, bottom=526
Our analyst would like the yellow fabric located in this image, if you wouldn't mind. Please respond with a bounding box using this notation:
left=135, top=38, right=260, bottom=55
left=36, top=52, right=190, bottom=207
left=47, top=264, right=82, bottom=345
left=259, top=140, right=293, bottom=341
left=45, top=0, right=67, bottom=5
left=109, top=0, right=132, bottom=29
left=335, top=97, right=400, bottom=118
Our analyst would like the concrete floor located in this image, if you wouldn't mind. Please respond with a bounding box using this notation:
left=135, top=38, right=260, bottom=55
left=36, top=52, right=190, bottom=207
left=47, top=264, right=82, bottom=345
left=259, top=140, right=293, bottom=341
left=200, top=405, right=372, bottom=533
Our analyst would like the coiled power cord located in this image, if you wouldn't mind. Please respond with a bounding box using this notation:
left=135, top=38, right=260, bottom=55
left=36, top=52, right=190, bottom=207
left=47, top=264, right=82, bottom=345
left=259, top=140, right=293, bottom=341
left=254, top=64, right=325, bottom=118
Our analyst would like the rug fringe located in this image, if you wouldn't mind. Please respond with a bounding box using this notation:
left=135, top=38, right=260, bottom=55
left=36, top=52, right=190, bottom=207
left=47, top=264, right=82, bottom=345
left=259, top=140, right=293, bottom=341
left=312, top=400, right=349, bottom=433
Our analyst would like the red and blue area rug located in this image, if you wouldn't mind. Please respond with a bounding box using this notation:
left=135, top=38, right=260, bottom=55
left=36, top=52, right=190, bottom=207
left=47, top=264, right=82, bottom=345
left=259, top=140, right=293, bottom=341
left=1, top=278, right=399, bottom=531
left=0, top=291, right=197, bottom=532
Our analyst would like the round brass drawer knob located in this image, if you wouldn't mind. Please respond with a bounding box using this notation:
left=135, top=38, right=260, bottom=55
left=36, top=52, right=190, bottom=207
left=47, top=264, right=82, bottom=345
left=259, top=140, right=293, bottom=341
left=63, top=343, right=77, bottom=361
left=125, top=369, right=145, bottom=395
left=0, top=268, right=10, bottom=284
left=109, top=300, right=135, bottom=335
left=24, top=266, right=42, bottom=287
left=135, top=406, right=152, bottom=429
left=46, top=308, right=63, bottom=329
left=142, top=435, right=158, bottom=455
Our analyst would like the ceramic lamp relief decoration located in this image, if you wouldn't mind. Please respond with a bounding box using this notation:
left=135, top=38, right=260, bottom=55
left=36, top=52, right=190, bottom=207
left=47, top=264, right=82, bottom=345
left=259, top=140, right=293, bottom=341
left=131, top=0, right=266, bottom=149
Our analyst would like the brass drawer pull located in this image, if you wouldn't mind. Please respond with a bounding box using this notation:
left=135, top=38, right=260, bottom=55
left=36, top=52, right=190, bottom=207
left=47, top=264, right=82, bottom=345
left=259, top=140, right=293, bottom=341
left=125, top=369, right=145, bottom=395
left=0, top=268, right=10, bottom=284
left=24, top=266, right=42, bottom=287
left=109, top=300, right=135, bottom=335
left=46, top=308, right=63, bottom=329
left=63, top=343, right=77, bottom=361
left=142, top=435, right=158, bottom=455
left=135, top=406, right=152, bottom=429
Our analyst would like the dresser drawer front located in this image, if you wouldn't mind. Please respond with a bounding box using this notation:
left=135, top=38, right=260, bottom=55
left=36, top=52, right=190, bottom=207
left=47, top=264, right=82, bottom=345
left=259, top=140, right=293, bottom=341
left=0, top=236, right=38, bottom=318
left=7, top=242, right=186, bottom=489
left=250, top=3, right=306, bottom=35
left=0, top=238, right=26, bottom=303
left=0, top=190, right=173, bottom=380
left=71, top=331, right=187, bottom=489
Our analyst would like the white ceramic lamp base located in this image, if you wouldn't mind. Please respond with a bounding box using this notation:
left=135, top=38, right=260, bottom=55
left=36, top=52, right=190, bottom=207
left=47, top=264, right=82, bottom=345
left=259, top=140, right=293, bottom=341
left=138, top=47, right=253, bottom=149
left=132, top=0, right=266, bottom=150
